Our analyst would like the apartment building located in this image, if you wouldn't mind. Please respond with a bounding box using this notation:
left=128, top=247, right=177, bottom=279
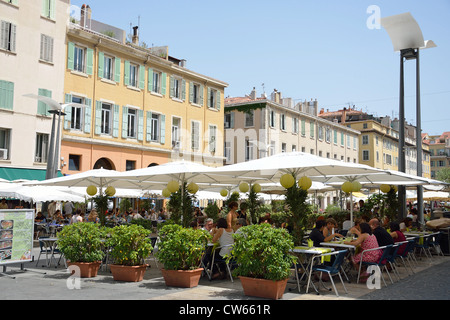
left=423, top=132, right=450, bottom=179
left=61, top=5, right=228, bottom=174
left=224, top=88, right=360, bottom=165
left=318, top=107, right=431, bottom=178
left=0, top=0, right=70, bottom=180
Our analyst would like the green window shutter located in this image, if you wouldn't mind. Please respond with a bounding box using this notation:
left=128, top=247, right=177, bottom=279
left=146, top=111, right=152, bottom=142
left=301, top=120, right=306, bottom=135
left=230, top=112, right=235, bottom=128
left=114, top=57, right=121, bottom=83
left=216, top=90, right=221, bottom=110
left=122, top=106, right=128, bottom=138
left=189, top=82, right=193, bottom=103
left=11, top=0, right=18, bottom=5
left=67, top=42, right=74, bottom=70
left=84, top=98, right=92, bottom=133
left=41, top=0, right=49, bottom=17
left=86, top=48, right=94, bottom=75
left=310, top=121, right=314, bottom=137
left=181, top=79, right=186, bottom=101
left=64, top=94, right=72, bottom=130
left=49, top=0, right=56, bottom=20
left=160, top=114, right=166, bottom=144
left=199, top=85, right=204, bottom=106
left=98, top=52, right=104, bottom=78
left=161, top=72, right=167, bottom=96
left=37, top=88, right=51, bottom=115
left=112, top=104, right=120, bottom=138
left=169, top=75, right=174, bottom=97
left=0, top=80, right=14, bottom=110
left=148, top=68, right=153, bottom=92
left=137, top=110, right=144, bottom=141
left=139, top=65, right=145, bottom=90
left=124, top=61, right=130, bottom=86
left=207, top=87, right=211, bottom=108
left=95, top=101, right=102, bottom=135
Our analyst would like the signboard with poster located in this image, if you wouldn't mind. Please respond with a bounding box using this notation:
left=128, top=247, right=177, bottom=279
left=0, top=209, right=34, bottom=265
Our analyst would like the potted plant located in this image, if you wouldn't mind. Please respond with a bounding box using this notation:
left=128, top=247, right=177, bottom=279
left=156, top=224, right=211, bottom=288
left=107, top=224, right=153, bottom=282
left=56, top=222, right=106, bottom=278
left=230, top=223, right=296, bottom=300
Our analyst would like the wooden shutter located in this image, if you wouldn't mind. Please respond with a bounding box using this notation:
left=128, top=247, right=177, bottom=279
left=37, top=88, right=52, bottom=115
left=124, top=61, right=130, bottom=86
left=148, top=68, right=153, bottom=92
left=84, top=98, right=92, bottom=133
left=139, top=65, right=145, bottom=90
left=64, top=94, right=72, bottom=130
left=146, top=111, right=152, bottom=142
left=98, top=52, right=104, bottom=78
left=181, top=79, right=186, bottom=101
left=67, top=42, right=74, bottom=70
left=114, top=57, right=121, bottom=83
left=137, top=110, right=144, bottom=141
left=112, top=105, right=120, bottom=138
left=95, top=101, right=102, bottom=135
left=86, top=48, right=94, bottom=75
left=122, top=106, right=128, bottom=138
left=216, top=90, right=221, bottom=110
left=161, top=72, right=167, bottom=96
left=160, top=115, right=166, bottom=144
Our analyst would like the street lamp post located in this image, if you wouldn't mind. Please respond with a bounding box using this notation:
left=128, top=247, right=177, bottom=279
left=381, top=12, right=436, bottom=225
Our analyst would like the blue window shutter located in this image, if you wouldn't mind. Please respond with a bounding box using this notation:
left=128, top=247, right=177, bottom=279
left=86, top=48, right=94, bottom=75
left=64, top=94, right=72, bottom=130
left=84, top=98, right=92, bottom=133
left=148, top=68, right=153, bottom=92
left=137, top=110, right=144, bottom=141
left=98, top=52, right=104, bottom=78
left=67, top=42, right=74, bottom=70
left=95, top=101, right=102, bottom=134
left=139, top=65, right=145, bottom=90
left=114, top=57, right=121, bottom=83
left=160, top=114, right=166, bottom=144
left=112, top=105, right=119, bottom=138
left=161, top=72, right=167, bottom=96
left=124, top=61, right=130, bottom=86
left=146, top=111, right=152, bottom=142
left=122, top=106, right=128, bottom=138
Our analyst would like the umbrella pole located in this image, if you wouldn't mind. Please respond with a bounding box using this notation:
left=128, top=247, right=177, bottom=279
left=350, top=192, right=354, bottom=228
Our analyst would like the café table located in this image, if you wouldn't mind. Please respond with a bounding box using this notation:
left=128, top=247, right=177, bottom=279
left=40, top=238, right=62, bottom=268
left=320, top=239, right=357, bottom=282
left=290, top=246, right=334, bottom=294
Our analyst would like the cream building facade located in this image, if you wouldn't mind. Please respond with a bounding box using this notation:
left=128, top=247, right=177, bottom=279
left=0, top=0, right=70, bottom=180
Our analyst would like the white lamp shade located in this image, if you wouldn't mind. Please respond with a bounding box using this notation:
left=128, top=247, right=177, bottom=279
left=381, top=12, right=424, bottom=51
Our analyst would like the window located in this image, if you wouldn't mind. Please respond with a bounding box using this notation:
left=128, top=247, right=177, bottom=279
left=363, top=123, right=368, bottom=129
left=310, top=121, right=315, bottom=138
left=0, top=128, right=11, bottom=160
left=74, top=45, right=85, bottom=73
left=281, top=143, right=287, bottom=153
left=68, top=42, right=93, bottom=75
left=334, top=129, right=337, bottom=144
left=224, top=113, right=234, bottom=129
left=245, top=110, right=254, bottom=127
left=150, top=113, right=160, bottom=142
left=69, top=154, right=80, bottom=171
left=207, top=87, right=220, bottom=109
left=126, top=160, right=136, bottom=171
left=362, top=135, right=369, bottom=145
left=224, top=142, right=231, bottom=163
left=0, top=21, right=16, bottom=52
left=101, top=103, right=112, bottom=134
left=129, top=63, right=138, bottom=87
left=103, top=55, right=114, bottom=80
left=318, top=125, right=323, bottom=140
left=292, top=145, right=297, bottom=152
left=269, top=141, right=275, bottom=156
left=292, top=118, right=299, bottom=134
left=269, top=110, right=276, bottom=128
left=245, top=139, right=254, bottom=161
left=40, top=34, right=54, bottom=63
left=42, top=0, right=56, bottom=20
left=191, top=121, right=200, bottom=150
left=170, top=76, right=185, bottom=100
left=189, top=82, right=203, bottom=105
left=35, top=133, right=49, bottom=163
left=172, top=117, right=181, bottom=148
left=152, top=71, right=161, bottom=93
left=70, top=96, right=84, bottom=130
left=209, top=125, right=217, bottom=153
left=280, top=114, right=286, bottom=131
left=362, top=150, right=370, bottom=161
left=325, top=127, right=331, bottom=143
left=127, top=109, right=137, bottom=138
left=341, top=132, right=344, bottom=146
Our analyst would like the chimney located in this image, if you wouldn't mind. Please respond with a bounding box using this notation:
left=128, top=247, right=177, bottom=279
left=341, top=107, right=347, bottom=123
left=132, top=26, right=139, bottom=45
left=80, top=4, right=92, bottom=28
left=250, top=87, right=257, bottom=100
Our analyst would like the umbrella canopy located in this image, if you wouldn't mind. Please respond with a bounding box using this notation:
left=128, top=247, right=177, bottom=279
left=0, top=183, right=85, bottom=203
left=406, top=190, right=450, bottom=201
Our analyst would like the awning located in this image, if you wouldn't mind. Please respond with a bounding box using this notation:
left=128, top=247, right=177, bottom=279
left=0, top=167, right=63, bottom=181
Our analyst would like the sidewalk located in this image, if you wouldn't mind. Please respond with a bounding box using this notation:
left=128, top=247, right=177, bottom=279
left=0, top=246, right=448, bottom=301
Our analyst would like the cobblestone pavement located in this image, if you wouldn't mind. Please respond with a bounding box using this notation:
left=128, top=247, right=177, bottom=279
left=0, top=246, right=448, bottom=301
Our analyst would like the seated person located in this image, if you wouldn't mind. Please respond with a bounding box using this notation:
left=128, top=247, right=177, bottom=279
left=35, top=211, right=46, bottom=223
left=344, top=222, right=382, bottom=268
left=369, top=218, right=394, bottom=247
left=309, top=220, right=343, bottom=247
left=389, top=222, right=407, bottom=255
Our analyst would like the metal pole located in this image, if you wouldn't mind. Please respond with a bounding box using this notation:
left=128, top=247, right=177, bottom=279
left=398, top=51, right=407, bottom=221
left=416, top=49, right=424, bottom=228
left=53, top=110, right=62, bottom=178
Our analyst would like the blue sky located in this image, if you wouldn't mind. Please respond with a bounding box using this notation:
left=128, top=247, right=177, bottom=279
left=69, top=0, right=450, bottom=136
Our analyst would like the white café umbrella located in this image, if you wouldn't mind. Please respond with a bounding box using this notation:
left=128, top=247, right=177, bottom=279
left=0, top=182, right=84, bottom=203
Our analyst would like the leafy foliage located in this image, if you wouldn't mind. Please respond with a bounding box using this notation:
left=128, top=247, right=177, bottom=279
left=204, top=201, right=220, bottom=221
left=107, top=224, right=153, bottom=266
left=230, top=224, right=296, bottom=281
left=57, top=222, right=106, bottom=263
left=284, top=179, right=310, bottom=246
left=92, top=192, right=110, bottom=226
left=167, top=182, right=197, bottom=227
left=246, top=187, right=260, bottom=224
left=156, top=224, right=211, bottom=270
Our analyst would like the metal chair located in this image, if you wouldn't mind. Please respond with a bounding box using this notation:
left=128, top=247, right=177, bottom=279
left=309, top=250, right=349, bottom=297
left=357, top=245, right=393, bottom=287
left=429, top=232, right=445, bottom=257
left=414, top=235, right=434, bottom=260
left=384, top=243, right=402, bottom=281
left=397, top=239, right=416, bottom=275
left=210, top=244, right=234, bottom=282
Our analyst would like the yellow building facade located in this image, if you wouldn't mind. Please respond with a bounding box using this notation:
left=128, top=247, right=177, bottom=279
left=61, top=21, right=227, bottom=174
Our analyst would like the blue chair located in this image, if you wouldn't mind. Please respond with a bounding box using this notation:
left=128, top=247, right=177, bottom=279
left=429, top=232, right=445, bottom=257
left=397, top=239, right=416, bottom=275
left=310, top=250, right=348, bottom=297
left=384, top=244, right=402, bottom=281
left=357, top=244, right=393, bottom=287
left=414, top=235, right=434, bottom=260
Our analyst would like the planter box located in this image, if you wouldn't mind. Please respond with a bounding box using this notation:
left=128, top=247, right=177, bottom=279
left=161, top=268, right=203, bottom=288
left=110, top=264, right=148, bottom=282
left=68, top=261, right=101, bottom=278
left=239, top=276, right=288, bottom=300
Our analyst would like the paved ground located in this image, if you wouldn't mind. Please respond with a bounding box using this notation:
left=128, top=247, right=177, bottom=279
left=1, top=246, right=448, bottom=304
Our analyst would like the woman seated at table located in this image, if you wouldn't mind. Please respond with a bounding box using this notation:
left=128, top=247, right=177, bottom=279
left=211, top=218, right=234, bottom=280
left=323, top=218, right=339, bottom=238
left=87, top=209, right=100, bottom=223
left=389, top=221, right=407, bottom=255
left=344, top=222, right=381, bottom=268
left=53, top=210, right=65, bottom=224
left=309, top=219, right=343, bottom=247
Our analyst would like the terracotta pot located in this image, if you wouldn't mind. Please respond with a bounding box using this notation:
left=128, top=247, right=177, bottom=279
left=110, top=264, right=148, bottom=282
left=161, top=268, right=203, bottom=288
left=239, top=276, right=288, bottom=300
left=68, top=261, right=101, bottom=278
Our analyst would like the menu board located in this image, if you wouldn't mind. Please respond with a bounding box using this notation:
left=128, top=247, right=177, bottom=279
left=0, top=209, right=34, bottom=265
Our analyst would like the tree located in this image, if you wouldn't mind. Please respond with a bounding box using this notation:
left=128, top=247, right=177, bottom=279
left=436, top=168, right=450, bottom=184
left=284, top=175, right=310, bottom=246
